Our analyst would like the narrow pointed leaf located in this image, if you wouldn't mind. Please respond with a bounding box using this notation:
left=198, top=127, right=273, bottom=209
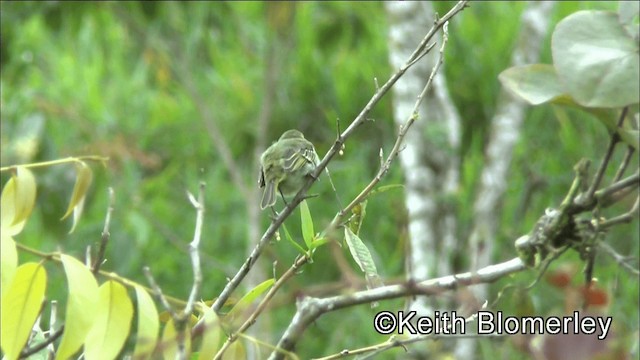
left=133, top=286, right=160, bottom=360
left=282, top=223, right=307, bottom=255
left=226, top=278, right=275, bottom=327
left=307, top=237, right=330, bottom=251
left=0, top=262, right=47, bottom=360
left=84, top=280, right=133, bottom=360
left=61, top=161, right=93, bottom=233
left=55, top=255, right=99, bottom=360
left=300, top=200, right=314, bottom=249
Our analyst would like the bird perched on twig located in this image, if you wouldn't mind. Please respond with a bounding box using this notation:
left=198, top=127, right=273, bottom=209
left=259, top=129, right=319, bottom=209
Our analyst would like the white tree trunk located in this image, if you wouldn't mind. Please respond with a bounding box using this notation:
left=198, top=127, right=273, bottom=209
left=459, top=1, right=555, bottom=359
left=385, top=1, right=462, bottom=316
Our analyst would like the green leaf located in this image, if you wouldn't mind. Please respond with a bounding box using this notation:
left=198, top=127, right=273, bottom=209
left=84, top=280, right=134, bottom=360
left=1, top=262, right=47, bottom=360
left=56, top=255, right=100, bottom=360
left=369, top=184, right=404, bottom=197
left=226, top=278, right=275, bottom=326
left=133, top=286, right=160, bottom=360
left=344, top=228, right=383, bottom=290
left=499, top=64, right=564, bottom=105
left=552, top=10, right=640, bottom=108
left=308, top=237, right=331, bottom=251
left=300, top=199, right=314, bottom=249
left=282, top=223, right=307, bottom=255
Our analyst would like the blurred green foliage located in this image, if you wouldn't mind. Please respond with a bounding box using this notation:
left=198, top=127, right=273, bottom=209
left=1, top=1, right=637, bottom=358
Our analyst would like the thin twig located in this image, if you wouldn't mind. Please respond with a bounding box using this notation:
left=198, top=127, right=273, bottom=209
left=594, top=171, right=639, bottom=203
left=19, top=326, right=64, bottom=359
left=599, top=196, right=640, bottom=228
left=184, top=182, right=206, bottom=317
left=612, top=146, right=636, bottom=182
left=584, top=107, right=629, bottom=201
left=92, top=187, right=115, bottom=274
left=598, top=241, right=640, bottom=276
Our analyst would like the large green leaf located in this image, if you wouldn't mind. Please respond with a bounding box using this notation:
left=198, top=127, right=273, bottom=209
left=499, top=64, right=564, bottom=105
left=552, top=10, right=640, bottom=108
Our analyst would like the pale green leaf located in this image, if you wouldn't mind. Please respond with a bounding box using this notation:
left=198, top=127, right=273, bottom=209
left=344, top=227, right=383, bottom=290
left=0, top=262, right=47, bottom=360
left=84, top=280, right=133, bottom=360
left=55, top=255, right=99, bottom=360
left=552, top=10, right=640, bottom=107
left=133, top=286, right=160, bottom=360
left=499, top=64, right=564, bottom=105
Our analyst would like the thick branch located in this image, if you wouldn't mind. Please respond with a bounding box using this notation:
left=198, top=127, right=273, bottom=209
left=269, top=258, right=525, bottom=359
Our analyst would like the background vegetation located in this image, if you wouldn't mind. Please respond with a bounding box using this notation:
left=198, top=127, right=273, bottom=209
left=1, top=1, right=637, bottom=358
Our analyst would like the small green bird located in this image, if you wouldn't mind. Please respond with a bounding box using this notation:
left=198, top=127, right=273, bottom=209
left=259, top=129, right=319, bottom=209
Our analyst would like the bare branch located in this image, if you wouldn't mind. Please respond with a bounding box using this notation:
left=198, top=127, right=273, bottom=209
left=184, top=182, right=206, bottom=317
left=269, top=258, right=525, bottom=359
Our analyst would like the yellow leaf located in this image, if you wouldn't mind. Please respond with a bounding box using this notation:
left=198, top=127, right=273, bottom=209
left=61, top=161, right=93, bottom=233
left=161, top=318, right=191, bottom=360
left=84, top=281, right=133, bottom=360
left=197, top=305, right=221, bottom=360
left=1, top=167, right=37, bottom=236
left=1, top=230, right=18, bottom=296
left=12, top=167, right=37, bottom=226
left=0, top=262, right=47, bottom=360
left=133, top=286, right=160, bottom=360
left=55, top=255, right=99, bottom=360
